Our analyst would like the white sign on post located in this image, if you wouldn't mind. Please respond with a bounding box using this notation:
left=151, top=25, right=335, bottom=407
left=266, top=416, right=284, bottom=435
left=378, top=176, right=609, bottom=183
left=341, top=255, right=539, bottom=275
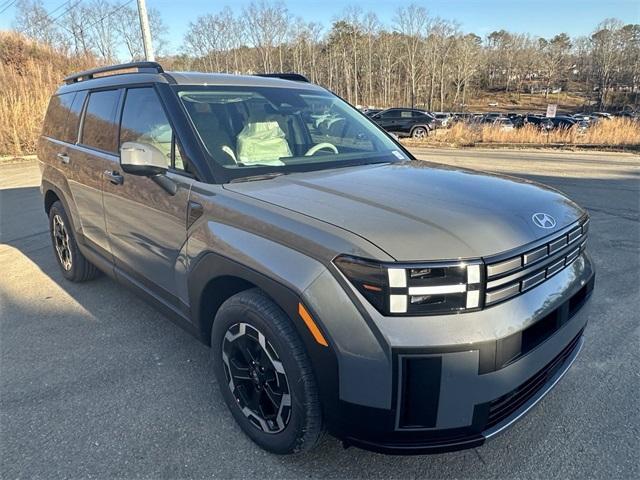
left=546, top=104, right=558, bottom=118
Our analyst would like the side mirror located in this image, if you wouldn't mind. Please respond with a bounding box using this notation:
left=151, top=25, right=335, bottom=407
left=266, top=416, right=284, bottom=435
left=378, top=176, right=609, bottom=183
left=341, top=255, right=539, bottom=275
left=120, top=141, right=168, bottom=176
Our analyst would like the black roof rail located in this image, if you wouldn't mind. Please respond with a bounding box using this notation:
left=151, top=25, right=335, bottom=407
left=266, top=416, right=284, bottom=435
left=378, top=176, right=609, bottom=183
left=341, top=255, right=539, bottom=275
left=64, top=61, right=165, bottom=85
left=255, top=73, right=310, bottom=83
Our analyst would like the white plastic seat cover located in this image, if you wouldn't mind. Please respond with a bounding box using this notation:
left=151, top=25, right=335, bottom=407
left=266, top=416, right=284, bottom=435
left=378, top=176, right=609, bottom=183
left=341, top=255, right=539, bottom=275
left=236, top=120, right=291, bottom=166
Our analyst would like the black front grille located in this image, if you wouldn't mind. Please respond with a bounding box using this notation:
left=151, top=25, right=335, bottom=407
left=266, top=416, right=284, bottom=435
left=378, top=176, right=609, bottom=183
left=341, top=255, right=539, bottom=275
left=486, top=329, right=584, bottom=429
left=484, top=217, right=589, bottom=307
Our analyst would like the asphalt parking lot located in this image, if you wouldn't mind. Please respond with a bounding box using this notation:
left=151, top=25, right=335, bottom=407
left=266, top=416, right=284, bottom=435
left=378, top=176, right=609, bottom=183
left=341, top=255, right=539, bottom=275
left=1, top=149, right=639, bottom=479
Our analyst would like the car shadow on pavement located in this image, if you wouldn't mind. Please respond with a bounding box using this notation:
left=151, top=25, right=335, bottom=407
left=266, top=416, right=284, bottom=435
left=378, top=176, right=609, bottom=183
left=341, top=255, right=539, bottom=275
left=1, top=169, right=638, bottom=479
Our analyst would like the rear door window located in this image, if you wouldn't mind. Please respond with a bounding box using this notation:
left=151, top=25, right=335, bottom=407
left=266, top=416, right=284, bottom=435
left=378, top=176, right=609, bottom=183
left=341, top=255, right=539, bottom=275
left=81, top=90, right=121, bottom=153
left=379, top=109, right=398, bottom=119
left=43, top=93, right=75, bottom=140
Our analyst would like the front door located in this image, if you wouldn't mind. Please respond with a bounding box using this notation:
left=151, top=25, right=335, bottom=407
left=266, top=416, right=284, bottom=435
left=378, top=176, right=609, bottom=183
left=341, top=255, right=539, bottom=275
left=374, top=109, right=399, bottom=132
left=102, top=86, right=193, bottom=308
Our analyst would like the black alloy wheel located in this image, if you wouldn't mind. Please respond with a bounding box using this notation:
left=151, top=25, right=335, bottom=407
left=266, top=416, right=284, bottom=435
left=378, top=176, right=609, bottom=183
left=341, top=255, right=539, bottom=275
left=222, top=322, right=292, bottom=433
left=52, top=213, right=73, bottom=271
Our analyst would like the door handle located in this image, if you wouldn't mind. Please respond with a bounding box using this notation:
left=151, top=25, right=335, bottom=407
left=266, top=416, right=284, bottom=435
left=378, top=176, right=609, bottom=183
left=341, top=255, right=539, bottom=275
left=104, top=170, right=124, bottom=185
left=187, top=201, right=203, bottom=228
left=57, top=153, right=69, bottom=164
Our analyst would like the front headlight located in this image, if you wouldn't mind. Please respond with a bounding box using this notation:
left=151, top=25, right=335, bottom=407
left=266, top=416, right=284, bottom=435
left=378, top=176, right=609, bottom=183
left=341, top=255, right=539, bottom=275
left=334, top=255, right=484, bottom=316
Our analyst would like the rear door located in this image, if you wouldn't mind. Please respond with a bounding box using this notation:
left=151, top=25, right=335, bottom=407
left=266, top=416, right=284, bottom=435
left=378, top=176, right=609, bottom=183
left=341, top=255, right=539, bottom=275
left=397, top=110, right=415, bottom=134
left=102, top=86, right=193, bottom=308
left=67, top=88, right=123, bottom=259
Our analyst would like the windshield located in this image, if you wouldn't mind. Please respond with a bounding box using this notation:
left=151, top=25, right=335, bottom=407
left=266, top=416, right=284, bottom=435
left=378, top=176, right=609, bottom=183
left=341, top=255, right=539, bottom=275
left=176, top=86, right=405, bottom=175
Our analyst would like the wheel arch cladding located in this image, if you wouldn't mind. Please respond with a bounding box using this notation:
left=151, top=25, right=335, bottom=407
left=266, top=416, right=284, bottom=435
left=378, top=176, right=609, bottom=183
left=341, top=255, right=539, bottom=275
left=187, top=251, right=342, bottom=427
left=188, top=251, right=327, bottom=347
left=44, top=188, right=60, bottom=214
left=41, top=179, right=78, bottom=234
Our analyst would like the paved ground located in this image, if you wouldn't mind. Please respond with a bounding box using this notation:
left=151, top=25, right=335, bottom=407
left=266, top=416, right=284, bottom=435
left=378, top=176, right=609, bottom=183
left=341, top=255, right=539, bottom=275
left=1, top=149, right=639, bottom=479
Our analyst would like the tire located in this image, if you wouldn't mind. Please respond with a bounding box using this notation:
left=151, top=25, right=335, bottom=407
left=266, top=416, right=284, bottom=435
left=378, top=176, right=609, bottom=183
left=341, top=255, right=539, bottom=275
left=411, top=126, right=429, bottom=138
left=211, top=288, right=323, bottom=454
left=48, top=200, right=99, bottom=282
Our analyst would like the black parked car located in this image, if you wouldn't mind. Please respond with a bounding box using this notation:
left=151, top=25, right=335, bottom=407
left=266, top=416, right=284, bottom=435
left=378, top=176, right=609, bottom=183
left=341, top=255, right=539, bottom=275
left=506, top=113, right=525, bottom=128
left=370, top=108, right=437, bottom=138
left=524, top=115, right=554, bottom=131
left=548, top=116, right=578, bottom=130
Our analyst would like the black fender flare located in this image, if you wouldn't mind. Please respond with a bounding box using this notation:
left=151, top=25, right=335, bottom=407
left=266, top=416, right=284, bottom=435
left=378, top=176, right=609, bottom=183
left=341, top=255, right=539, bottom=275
left=41, top=179, right=78, bottom=233
left=187, top=250, right=341, bottom=426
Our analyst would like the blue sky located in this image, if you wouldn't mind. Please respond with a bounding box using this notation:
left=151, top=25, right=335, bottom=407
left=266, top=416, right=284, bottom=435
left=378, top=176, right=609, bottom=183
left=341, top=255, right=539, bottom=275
left=1, top=0, right=638, bottom=53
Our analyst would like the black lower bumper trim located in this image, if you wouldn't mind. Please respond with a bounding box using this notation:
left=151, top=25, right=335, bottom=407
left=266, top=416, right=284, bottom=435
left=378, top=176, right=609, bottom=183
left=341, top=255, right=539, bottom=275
left=343, top=433, right=485, bottom=455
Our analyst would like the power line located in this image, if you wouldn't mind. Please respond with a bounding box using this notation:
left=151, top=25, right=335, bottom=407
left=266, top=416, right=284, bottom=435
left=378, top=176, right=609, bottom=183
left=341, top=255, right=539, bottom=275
left=0, top=0, right=18, bottom=16
left=48, top=0, right=83, bottom=24
left=81, top=0, right=134, bottom=32
left=48, top=0, right=75, bottom=17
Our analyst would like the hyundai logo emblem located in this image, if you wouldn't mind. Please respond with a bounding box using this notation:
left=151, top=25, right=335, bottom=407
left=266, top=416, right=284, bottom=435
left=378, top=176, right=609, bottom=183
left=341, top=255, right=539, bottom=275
left=532, top=212, right=557, bottom=229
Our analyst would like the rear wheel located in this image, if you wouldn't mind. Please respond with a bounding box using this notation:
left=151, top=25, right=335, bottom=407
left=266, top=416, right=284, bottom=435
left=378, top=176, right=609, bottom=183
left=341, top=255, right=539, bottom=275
left=48, top=201, right=99, bottom=282
left=211, top=289, right=322, bottom=454
left=412, top=126, right=429, bottom=138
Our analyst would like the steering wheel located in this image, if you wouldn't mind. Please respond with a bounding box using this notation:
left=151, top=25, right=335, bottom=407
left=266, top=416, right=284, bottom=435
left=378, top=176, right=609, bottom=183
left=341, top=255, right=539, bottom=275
left=304, top=142, right=338, bottom=156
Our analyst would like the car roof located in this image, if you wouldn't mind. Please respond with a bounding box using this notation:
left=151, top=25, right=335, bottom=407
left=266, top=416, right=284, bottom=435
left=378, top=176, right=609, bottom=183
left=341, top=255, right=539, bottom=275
left=55, top=70, right=326, bottom=95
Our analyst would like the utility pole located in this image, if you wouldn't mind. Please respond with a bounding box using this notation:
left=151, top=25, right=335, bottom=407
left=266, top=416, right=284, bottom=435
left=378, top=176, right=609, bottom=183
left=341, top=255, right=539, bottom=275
left=136, top=0, right=155, bottom=61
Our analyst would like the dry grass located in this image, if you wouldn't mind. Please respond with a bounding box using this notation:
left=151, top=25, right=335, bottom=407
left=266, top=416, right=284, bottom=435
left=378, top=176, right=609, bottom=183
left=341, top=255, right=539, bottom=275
left=0, top=31, right=95, bottom=156
left=403, top=118, right=640, bottom=148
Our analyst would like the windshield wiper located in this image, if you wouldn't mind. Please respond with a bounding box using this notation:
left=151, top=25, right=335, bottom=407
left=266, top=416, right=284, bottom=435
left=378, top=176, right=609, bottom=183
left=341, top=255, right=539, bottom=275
left=230, top=172, right=286, bottom=183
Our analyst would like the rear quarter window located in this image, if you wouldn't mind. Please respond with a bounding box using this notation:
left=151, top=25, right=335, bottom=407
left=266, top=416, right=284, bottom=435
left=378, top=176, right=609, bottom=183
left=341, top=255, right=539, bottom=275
left=80, top=90, right=121, bottom=153
left=61, top=90, right=87, bottom=144
left=43, top=93, right=75, bottom=141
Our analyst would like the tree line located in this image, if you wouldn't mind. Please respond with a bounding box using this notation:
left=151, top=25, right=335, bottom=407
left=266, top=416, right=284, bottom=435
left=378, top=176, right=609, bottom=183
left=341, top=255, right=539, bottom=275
left=11, top=0, right=640, bottom=110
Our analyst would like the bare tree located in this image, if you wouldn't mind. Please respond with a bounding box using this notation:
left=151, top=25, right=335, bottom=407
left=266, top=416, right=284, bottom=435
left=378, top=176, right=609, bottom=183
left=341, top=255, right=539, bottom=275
left=13, top=0, right=65, bottom=47
left=451, top=34, right=481, bottom=110
left=244, top=1, right=289, bottom=72
left=362, top=11, right=379, bottom=106
left=394, top=4, right=429, bottom=107
left=62, top=4, right=95, bottom=57
left=116, top=5, right=167, bottom=61
left=590, top=19, right=625, bottom=108
left=539, top=33, right=572, bottom=98
left=84, top=0, right=119, bottom=63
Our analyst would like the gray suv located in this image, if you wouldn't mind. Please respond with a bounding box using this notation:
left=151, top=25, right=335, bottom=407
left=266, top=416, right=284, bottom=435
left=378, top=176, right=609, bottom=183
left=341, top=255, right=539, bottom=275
left=38, top=62, right=595, bottom=455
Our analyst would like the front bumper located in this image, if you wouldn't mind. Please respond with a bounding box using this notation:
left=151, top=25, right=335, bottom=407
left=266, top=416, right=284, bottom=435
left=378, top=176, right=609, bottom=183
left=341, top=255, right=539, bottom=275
left=301, top=251, right=595, bottom=454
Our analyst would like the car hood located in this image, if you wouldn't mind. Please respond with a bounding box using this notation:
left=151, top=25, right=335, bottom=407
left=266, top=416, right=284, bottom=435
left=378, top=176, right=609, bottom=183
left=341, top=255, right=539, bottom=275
left=223, top=161, right=585, bottom=261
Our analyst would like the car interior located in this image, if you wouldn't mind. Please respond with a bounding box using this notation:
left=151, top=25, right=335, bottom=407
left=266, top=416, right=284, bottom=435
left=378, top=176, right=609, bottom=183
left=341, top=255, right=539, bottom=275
left=178, top=89, right=392, bottom=169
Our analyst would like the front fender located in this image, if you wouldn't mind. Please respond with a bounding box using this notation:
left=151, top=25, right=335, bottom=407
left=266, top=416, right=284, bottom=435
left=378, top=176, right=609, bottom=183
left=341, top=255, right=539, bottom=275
left=186, top=225, right=342, bottom=427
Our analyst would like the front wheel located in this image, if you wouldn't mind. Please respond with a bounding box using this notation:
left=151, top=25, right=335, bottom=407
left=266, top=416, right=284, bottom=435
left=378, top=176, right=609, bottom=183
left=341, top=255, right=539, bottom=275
left=211, top=289, right=323, bottom=454
left=411, top=126, right=429, bottom=138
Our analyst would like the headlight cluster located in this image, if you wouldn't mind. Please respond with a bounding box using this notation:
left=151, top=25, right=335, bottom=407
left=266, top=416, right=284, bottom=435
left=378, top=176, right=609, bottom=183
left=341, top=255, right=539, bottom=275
left=334, top=255, right=484, bottom=316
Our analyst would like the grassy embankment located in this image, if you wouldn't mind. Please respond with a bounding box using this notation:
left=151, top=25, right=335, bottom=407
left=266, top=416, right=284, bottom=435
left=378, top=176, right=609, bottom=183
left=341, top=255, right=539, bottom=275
left=0, top=31, right=94, bottom=157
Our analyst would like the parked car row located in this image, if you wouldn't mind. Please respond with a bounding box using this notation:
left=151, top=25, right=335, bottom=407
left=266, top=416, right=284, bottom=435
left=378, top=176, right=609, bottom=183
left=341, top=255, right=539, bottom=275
left=361, top=106, right=637, bottom=137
